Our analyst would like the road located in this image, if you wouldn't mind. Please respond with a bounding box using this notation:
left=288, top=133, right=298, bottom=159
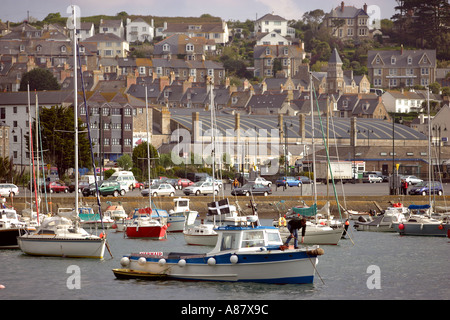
left=13, top=181, right=450, bottom=199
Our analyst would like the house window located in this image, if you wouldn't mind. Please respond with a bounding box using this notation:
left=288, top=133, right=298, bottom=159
left=186, top=44, right=194, bottom=51
left=104, top=138, right=110, bottom=146
left=61, top=46, right=66, bottom=53
left=421, top=68, right=429, bottom=75
left=283, top=48, right=288, bottom=55
left=408, top=57, right=413, bottom=64
left=124, top=108, right=131, bottom=116
left=139, top=67, right=146, bottom=74
left=163, top=44, right=170, bottom=51
left=265, top=48, right=271, bottom=55
left=104, top=50, right=113, bottom=56
left=124, top=139, right=131, bottom=146
left=102, top=108, right=110, bottom=116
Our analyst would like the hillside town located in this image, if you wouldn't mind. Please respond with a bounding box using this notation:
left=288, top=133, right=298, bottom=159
left=0, top=1, right=449, bottom=185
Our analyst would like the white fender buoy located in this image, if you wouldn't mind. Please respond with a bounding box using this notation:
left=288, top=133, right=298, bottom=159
left=138, top=257, right=146, bottom=265
left=230, top=255, right=238, bottom=264
left=178, top=259, right=186, bottom=267
left=158, top=258, right=166, bottom=266
left=207, top=257, right=216, bottom=266
left=120, top=257, right=130, bottom=267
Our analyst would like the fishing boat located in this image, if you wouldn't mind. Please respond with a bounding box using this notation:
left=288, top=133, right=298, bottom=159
left=17, top=8, right=107, bottom=259
left=0, top=206, right=35, bottom=249
left=105, top=202, right=127, bottom=221
left=113, top=224, right=324, bottom=284
left=17, top=215, right=106, bottom=258
left=167, top=197, right=198, bottom=233
left=125, top=207, right=168, bottom=239
left=353, top=204, right=409, bottom=232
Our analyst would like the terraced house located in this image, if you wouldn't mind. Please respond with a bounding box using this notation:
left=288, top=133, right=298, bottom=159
left=368, top=48, right=437, bottom=88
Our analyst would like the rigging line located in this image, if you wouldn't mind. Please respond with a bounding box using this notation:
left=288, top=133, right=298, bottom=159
left=76, top=38, right=105, bottom=231
left=312, top=86, right=342, bottom=221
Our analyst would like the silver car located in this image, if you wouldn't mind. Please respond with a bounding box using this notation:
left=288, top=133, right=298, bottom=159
left=0, top=183, right=19, bottom=197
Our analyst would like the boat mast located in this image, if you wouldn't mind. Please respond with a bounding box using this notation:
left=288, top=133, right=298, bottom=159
left=28, top=85, right=39, bottom=224
left=72, top=5, right=79, bottom=216
left=310, top=72, right=317, bottom=204
left=145, top=86, right=152, bottom=213
left=427, top=86, right=432, bottom=214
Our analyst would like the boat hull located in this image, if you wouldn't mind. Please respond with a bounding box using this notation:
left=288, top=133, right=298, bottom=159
left=167, top=215, right=185, bottom=233
left=392, top=222, right=449, bottom=236
left=279, top=226, right=344, bottom=245
left=17, top=236, right=106, bottom=258
left=115, top=249, right=322, bottom=284
left=0, top=228, right=29, bottom=249
left=184, top=233, right=218, bottom=246
left=125, top=225, right=168, bottom=239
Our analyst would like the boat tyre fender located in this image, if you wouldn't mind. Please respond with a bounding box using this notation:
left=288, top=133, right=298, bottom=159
left=306, top=248, right=324, bottom=256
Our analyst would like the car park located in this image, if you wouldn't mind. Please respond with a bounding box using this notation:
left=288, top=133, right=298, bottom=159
left=0, top=183, right=19, bottom=197
left=82, top=181, right=125, bottom=197
left=141, top=183, right=175, bottom=197
left=276, top=176, right=301, bottom=187
left=231, top=183, right=272, bottom=196
left=408, top=181, right=443, bottom=196
left=183, top=181, right=219, bottom=196
left=362, top=174, right=383, bottom=183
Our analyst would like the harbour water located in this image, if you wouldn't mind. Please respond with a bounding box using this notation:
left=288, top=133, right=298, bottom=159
left=1, top=220, right=449, bottom=302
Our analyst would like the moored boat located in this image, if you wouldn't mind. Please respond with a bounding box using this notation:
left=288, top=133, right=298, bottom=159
left=353, top=203, right=408, bottom=232
left=0, top=207, right=35, bottom=249
left=17, top=215, right=106, bottom=258
left=125, top=207, right=168, bottom=240
left=114, top=224, right=324, bottom=284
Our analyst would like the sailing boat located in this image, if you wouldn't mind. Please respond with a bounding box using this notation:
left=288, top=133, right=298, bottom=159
left=391, top=88, right=449, bottom=236
left=276, top=73, right=344, bottom=245
left=18, top=7, right=107, bottom=258
left=125, top=85, right=168, bottom=239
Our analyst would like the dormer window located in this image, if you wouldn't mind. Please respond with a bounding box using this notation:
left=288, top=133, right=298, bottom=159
left=163, top=44, right=170, bottom=51
left=186, top=44, right=194, bottom=52
left=36, top=45, right=42, bottom=52
left=61, top=46, right=67, bottom=53
left=265, top=47, right=271, bottom=55
left=391, top=57, right=396, bottom=64
left=407, top=56, right=412, bottom=65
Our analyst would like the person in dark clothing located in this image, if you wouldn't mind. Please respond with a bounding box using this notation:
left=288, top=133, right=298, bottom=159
left=283, top=216, right=306, bottom=249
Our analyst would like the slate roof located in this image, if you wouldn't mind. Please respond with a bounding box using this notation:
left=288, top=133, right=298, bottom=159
left=367, top=49, right=436, bottom=67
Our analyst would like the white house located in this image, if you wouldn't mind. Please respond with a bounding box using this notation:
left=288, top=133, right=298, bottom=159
left=254, top=13, right=295, bottom=38
left=126, top=18, right=154, bottom=43
left=382, top=90, right=425, bottom=113
left=99, top=19, right=125, bottom=39
left=256, top=31, right=292, bottom=46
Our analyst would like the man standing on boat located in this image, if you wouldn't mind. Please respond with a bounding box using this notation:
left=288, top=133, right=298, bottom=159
left=283, top=216, right=306, bottom=249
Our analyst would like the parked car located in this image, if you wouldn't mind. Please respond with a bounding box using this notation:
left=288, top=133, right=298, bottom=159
left=183, top=181, right=219, bottom=196
left=251, top=177, right=272, bottom=187
left=176, top=178, right=194, bottom=189
left=276, top=176, right=301, bottom=187
left=82, top=181, right=125, bottom=197
left=231, top=183, right=272, bottom=196
left=0, top=183, right=19, bottom=197
left=68, top=181, right=90, bottom=193
left=362, top=174, right=383, bottom=183
left=296, top=176, right=312, bottom=184
left=408, top=181, right=443, bottom=196
left=164, top=178, right=179, bottom=189
left=43, top=181, right=69, bottom=193
left=134, top=182, right=144, bottom=190
left=141, top=183, right=175, bottom=197
left=204, top=177, right=223, bottom=189
left=402, top=175, right=423, bottom=185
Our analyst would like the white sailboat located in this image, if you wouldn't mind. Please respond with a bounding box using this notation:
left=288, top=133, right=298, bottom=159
left=18, top=7, right=107, bottom=258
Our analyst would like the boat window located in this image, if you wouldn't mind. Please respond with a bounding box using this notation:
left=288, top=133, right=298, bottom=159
left=37, top=229, right=55, bottom=235
left=267, top=231, right=282, bottom=244
left=221, top=233, right=238, bottom=250
left=241, top=231, right=264, bottom=247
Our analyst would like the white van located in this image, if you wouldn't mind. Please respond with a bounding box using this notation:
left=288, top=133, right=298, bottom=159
left=108, top=171, right=136, bottom=191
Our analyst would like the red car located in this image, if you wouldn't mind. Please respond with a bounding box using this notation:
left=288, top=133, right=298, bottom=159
left=43, top=181, right=69, bottom=193
left=176, top=178, right=194, bottom=189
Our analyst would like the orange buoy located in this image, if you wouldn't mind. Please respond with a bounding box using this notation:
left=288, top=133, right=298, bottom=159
left=438, top=224, right=444, bottom=230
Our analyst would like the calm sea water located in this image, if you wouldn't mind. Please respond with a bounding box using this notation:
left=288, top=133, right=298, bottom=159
left=1, top=220, right=449, bottom=302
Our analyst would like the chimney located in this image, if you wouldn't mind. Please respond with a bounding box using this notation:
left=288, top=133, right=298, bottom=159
left=350, top=117, right=357, bottom=147
left=363, top=3, right=367, bottom=12
left=161, top=106, right=171, bottom=135
left=401, top=44, right=404, bottom=55
left=341, top=1, right=345, bottom=12
left=298, top=114, right=305, bottom=141
left=192, top=112, right=200, bottom=143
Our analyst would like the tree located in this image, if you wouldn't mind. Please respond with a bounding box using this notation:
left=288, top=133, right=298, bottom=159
left=34, top=106, right=91, bottom=177
left=117, top=154, right=133, bottom=171
left=19, top=68, right=61, bottom=92
left=132, top=142, right=159, bottom=181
